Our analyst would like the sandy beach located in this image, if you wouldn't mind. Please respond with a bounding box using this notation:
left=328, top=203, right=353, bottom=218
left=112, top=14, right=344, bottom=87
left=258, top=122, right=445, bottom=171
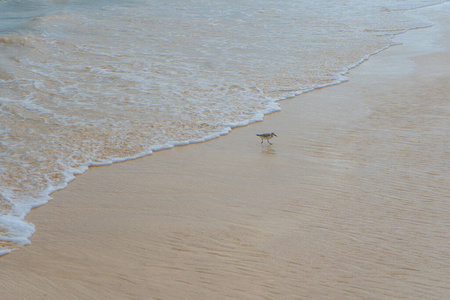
left=1, top=5, right=450, bottom=300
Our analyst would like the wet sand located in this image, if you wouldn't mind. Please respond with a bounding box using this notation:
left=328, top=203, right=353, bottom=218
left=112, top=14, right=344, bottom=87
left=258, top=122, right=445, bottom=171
left=1, top=5, right=450, bottom=300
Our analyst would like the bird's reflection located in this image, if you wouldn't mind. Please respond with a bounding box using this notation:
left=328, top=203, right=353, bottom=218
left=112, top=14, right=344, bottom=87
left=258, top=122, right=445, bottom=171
left=261, top=145, right=276, bottom=155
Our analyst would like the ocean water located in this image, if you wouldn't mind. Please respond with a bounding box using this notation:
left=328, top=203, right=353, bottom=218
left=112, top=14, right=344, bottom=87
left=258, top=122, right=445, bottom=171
left=0, top=0, right=445, bottom=255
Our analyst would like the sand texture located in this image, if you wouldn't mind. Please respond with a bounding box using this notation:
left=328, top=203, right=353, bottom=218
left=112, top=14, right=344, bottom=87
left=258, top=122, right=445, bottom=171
left=1, top=6, right=450, bottom=300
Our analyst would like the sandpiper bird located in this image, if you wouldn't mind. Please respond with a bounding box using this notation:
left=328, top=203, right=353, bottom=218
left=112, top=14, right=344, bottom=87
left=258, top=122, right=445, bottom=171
left=256, top=132, right=277, bottom=145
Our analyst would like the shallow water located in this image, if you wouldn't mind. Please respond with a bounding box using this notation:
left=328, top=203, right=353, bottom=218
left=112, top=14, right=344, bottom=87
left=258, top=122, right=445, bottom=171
left=0, top=0, right=444, bottom=253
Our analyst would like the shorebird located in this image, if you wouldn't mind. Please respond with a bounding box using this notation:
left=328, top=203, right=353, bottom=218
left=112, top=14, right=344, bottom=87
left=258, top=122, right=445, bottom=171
left=256, top=132, right=277, bottom=145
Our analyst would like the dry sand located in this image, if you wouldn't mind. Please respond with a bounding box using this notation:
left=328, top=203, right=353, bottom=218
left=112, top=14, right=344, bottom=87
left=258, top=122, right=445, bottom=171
left=1, top=6, right=450, bottom=300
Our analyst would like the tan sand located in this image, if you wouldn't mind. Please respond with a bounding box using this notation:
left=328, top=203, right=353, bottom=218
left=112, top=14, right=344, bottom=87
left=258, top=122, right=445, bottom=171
left=1, top=7, right=450, bottom=300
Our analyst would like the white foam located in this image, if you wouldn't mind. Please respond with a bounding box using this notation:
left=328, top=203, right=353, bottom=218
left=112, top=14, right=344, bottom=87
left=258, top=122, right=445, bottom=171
left=0, top=249, right=12, bottom=256
left=0, top=214, right=35, bottom=245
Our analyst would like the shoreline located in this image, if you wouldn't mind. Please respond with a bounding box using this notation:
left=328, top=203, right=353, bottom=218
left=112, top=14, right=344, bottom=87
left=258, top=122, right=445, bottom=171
left=0, top=24, right=403, bottom=259
left=1, top=3, right=450, bottom=299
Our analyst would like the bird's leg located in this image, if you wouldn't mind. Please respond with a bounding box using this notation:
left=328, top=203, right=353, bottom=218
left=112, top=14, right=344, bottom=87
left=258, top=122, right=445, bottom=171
left=268, top=140, right=272, bottom=145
